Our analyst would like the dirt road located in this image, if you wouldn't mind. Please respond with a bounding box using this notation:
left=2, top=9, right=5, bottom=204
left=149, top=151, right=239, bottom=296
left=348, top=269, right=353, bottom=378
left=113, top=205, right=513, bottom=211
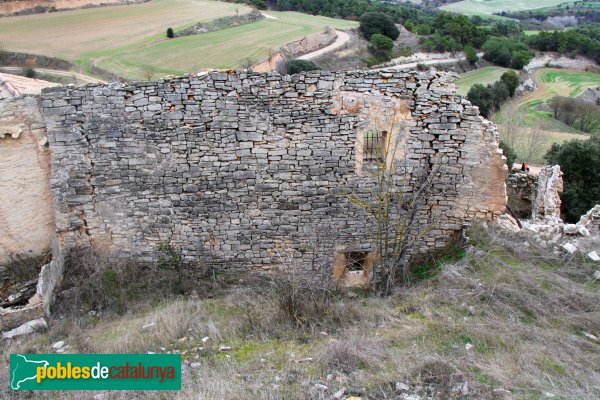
left=0, top=67, right=105, bottom=84
left=298, top=30, right=351, bottom=61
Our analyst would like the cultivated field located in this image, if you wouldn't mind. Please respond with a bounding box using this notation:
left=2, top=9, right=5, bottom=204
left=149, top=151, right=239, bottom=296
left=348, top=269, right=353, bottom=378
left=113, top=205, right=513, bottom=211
left=0, top=0, right=357, bottom=79
left=455, top=66, right=509, bottom=96
left=440, top=0, right=577, bottom=17
left=94, top=11, right=357, bottom=79
left=0, top=0, right=130, bottom=15
left=493, top=68, right=600, bottom=164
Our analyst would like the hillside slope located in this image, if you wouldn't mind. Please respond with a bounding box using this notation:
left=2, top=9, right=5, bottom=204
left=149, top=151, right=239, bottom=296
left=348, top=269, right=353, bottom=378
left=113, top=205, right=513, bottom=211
left=2, top=225, right=599, bottom=399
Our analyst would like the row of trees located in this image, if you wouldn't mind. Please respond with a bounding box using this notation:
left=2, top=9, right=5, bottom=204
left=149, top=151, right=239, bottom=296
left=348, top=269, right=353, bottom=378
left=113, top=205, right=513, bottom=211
left=527, top=27, right=600, bottom=63
left=481, top=37, right=534, bottom=70
left=466, top=70, right=520, bottom=118
left=547, top=96, right=600, bottom=133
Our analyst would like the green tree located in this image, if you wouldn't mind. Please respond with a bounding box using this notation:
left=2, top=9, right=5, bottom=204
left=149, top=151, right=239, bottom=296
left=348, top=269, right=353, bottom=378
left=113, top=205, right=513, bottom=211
left=359, top=12, right=400, bottom=41
left=370, top=33, right=394, bottom=61
left=464, top=46, right=478, bottom=65
left=545, top=137, right=600, bottom=222
left=467, top=83, right=493, bottom=117
left=490, top=81, right=510, bottom=111
left=0, top=43, right=5, bottom=66
left=482, top=37, right=533, bottom=69
left=499, top=140, right=517, bottom=170
left=285, top=59, right=320, bottom=74
left=500, top=70, right=519, bottom=97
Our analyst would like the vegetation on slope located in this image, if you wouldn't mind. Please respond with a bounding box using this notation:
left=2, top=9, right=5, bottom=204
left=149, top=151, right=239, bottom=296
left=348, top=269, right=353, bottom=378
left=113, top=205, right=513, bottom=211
left=440, top=0, right=579, bottom=18
left=2, top=225, right=599, bottom=399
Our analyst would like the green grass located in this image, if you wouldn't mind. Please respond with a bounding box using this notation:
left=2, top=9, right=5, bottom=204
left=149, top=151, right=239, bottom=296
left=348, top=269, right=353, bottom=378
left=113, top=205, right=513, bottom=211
left=94, top=11, right=357, bottom=79
left=455, top=66, right=509, bottom=96
left=492, top=68, right=599, bottom=165
left=440, top=0, right=577, bottom=17
left=539, top=68, right=600, bottom=97
left=0, top=1, right=357, bottom=80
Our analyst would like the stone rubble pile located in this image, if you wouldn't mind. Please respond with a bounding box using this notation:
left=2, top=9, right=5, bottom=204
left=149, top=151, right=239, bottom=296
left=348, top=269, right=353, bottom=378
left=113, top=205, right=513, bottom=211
left=500, top=166, right=600, bottom=277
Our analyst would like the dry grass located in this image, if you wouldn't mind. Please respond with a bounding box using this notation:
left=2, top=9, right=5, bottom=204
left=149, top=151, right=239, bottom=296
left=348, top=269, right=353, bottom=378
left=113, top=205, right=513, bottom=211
left=2, top=226, right=599, bottom=399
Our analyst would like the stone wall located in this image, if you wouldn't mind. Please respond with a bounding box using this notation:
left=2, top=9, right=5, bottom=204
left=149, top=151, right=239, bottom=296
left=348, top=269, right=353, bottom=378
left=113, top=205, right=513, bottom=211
left=507, top=172, right=537, bottom=219
left=0, top=96, right=54, bottom=264
left=40, top=69, right=507, bottom=270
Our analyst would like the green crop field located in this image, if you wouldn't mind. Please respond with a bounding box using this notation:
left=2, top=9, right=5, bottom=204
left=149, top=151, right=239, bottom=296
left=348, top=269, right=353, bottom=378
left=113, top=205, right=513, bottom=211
left=0, top=1, right=357, bottom=80
left=93, top=11, right=357, bottom=79
left=455, top=66, right=509, bottom=96
left=492, top=68, right=600, bottom=164
left=440, top=0, right=577, bottom=17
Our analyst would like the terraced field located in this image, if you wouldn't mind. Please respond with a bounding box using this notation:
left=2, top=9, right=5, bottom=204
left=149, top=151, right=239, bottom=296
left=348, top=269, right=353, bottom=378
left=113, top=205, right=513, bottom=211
left=0, top=1, right=357, bottom=80
left=455, top=66, right=509, bottom=96
left=440, top=0, right=577, bottom=17
left=493, top=68, right=600, bottom=164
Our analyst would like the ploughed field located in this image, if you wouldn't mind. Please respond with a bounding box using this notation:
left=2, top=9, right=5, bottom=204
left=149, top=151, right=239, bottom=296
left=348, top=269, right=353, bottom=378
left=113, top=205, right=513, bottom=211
left=0, top=0, right=356, bottom=80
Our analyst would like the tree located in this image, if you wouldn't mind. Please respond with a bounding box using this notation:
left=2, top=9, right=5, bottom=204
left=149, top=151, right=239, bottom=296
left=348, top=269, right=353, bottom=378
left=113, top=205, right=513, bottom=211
left=344, top=104, right=440, bottom=295
left=141, top=65, right=156, bottom=81
left=490, top=81, right=510, bottom=111
left=482, top=37, right=533, bottom=69
left=499, top=140, right=517, bottom=170
left=370, top=33, right=394, bottom=61
left=467, top=84, right=493, bottom=117
left=545, top=137, right=600, bottom=222
left=24, top=57, right=37, bottom=79
left=547, top=96, right=599, bottom=132
left=359, top=12, right=400, bottom=41
left=166, top=27, right=174, bottom=39
left=509, top=50, right=531, bottom=69
left=464, top=46, right=478, bottom=66
left=500, top=70, right=519, bottom=97
left=285, top=59, right=320, bottom=74
left=576, top=102, right=600, bottom=133
left=498, top=101, right=547, bottom=165
left=0, top=42, right=5, bottom=66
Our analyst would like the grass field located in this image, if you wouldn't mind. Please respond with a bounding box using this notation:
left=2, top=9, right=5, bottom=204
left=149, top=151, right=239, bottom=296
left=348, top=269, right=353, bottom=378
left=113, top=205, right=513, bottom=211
left=440, top=0, right=577, bottom=17
left=455, top=66, right=509, bottom=96
left=0, top=1, right=357, bottom=79
left=94, top=11, right=357, bottom=79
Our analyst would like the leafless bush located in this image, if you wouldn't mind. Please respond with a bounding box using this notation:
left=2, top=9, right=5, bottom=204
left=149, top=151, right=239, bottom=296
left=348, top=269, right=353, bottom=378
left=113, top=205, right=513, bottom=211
left=267, top=256, right=339, bottom=330
left=56, top=247, right=203, bottom=316
left=316, top=334, right=388, bottom=379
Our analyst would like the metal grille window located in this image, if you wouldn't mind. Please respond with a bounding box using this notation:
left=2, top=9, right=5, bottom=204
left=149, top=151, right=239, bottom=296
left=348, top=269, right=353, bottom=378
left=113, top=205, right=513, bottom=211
left=363, top=131, right=387, bottom=162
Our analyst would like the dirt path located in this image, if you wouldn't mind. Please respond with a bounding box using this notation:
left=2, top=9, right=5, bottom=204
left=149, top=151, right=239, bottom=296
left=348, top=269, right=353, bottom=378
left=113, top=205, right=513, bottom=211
left=297, top=30, right=351, bottom=61
left=260, top=12, right=278, bottom=20
left=0, top=67, right=105, bottom=84
left=376, top=52, right=483, bottom=71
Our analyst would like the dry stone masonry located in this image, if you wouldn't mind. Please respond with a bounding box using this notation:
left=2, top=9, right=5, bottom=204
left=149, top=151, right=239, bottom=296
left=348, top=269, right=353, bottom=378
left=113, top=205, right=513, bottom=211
left=40, top=69, right=508, bottom=270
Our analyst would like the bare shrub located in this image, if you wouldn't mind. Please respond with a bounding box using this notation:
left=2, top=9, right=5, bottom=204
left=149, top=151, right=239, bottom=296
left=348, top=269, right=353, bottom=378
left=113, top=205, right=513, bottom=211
left=56, top=247, right=189, bottom=316
left=262, top=251, right=344, bottom=332
left=317, top=336, right=386, bottom=376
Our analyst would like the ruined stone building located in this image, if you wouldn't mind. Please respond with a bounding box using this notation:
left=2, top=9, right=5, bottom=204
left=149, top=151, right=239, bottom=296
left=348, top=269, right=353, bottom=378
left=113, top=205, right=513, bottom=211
left=2, top=69, right=508, bottom=281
